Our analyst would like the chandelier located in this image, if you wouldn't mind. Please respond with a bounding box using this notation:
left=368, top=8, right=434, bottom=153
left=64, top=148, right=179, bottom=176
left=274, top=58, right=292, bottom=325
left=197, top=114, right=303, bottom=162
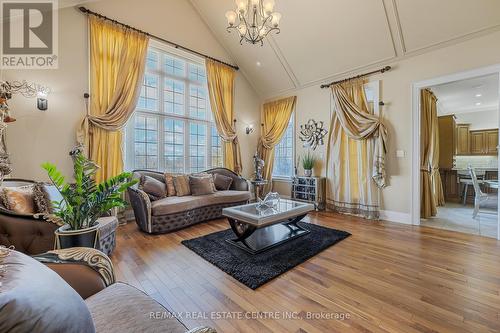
left=225, top=0, right=282, bottom=46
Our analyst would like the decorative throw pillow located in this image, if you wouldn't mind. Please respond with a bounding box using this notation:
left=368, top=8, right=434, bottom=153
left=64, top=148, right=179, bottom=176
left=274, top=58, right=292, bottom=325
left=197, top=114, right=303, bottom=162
left=189, top=176, right=216, bottom=196
left=213, top=173, right=233, bottom=191
left=191, top=172, right=217, bottom=192
left=173, top=175, right=191, bottom=197
left=139, top=175, right=167, bottom=201
left=164, top=173, right=177, bottom=196
left=32, top=182, right=54, bottom=214
left=1, top=185, right=36, bottom=214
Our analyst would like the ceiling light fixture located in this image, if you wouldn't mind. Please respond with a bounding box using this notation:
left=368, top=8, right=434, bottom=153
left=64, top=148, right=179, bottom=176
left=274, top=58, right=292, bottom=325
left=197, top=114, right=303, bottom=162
left=225, top=0, right=281, bottom=46
left=475, top=93, right=482, bottom=97
left=475, top=102, right=482, bottom=106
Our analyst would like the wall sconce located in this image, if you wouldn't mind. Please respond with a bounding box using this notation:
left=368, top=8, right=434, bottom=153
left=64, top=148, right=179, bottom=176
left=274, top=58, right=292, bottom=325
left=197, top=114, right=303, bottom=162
left=245, top=124, right=254, bottom=135
left=2, top=80, right=51, bottom=111
left=37, top=91, right=48, bottom=111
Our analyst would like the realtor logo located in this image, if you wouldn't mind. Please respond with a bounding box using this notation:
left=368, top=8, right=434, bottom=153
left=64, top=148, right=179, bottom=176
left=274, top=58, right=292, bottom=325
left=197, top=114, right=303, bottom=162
left=1, top=0, right=58, bottom=69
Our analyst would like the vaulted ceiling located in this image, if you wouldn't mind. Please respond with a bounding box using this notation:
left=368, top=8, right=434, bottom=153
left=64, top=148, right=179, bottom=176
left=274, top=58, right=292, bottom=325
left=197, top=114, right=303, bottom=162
left=190, top=0, right=500, bottom=98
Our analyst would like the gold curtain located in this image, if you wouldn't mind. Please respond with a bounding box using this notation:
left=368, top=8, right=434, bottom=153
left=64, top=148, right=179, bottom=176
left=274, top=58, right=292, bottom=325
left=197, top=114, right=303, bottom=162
left=205, top=59, right=242, bottom=175
left=78, top=16, right=149, bottom=183
left=431, top=96, right=445, bottom=207
left=258, top=96, right=297, bottom=193
left=421, top=89, right=444, bottom=218
left=326, top=80, right=387, bottom=219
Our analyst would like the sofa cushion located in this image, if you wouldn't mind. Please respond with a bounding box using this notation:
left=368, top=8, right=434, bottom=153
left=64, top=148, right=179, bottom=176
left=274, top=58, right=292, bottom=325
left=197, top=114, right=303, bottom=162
left=151, top=196, right=199, bottom=216
left=33, top=182, right=53, bottom=214
left=189, top=176, right=216, bottom=196
left=151, top=190, right=250, bottom=216
left=86, top=282, right=186, bottom=333
left=213, top=173, right=233, bottom=191
left=140, top=175, right=167, bottom=201
left=164, top=173, right=177, bottom=196
left=0, top=249, right=95, bottom=333
left=1, top=185, right=36, bottom=214
left=173, top=175, right=191, bottom=196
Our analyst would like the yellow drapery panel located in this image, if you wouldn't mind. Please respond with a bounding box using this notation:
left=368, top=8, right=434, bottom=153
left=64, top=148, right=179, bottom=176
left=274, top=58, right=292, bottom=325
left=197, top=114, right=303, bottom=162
left=326, top=80, right=387, bottom=219
left=205, top=59, right=242, bottom=174
left=78, top=16, right=149, bottom=183
left=430, top=94, right=445, bottom=207
left=421, top=89, right=443, bottom=218
left=257, top=96, right=297, bottom=193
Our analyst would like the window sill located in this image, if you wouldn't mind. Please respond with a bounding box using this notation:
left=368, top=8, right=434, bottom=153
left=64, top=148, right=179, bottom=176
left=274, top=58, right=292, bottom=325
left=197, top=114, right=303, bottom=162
left=272, top=177, right=293, bottom=183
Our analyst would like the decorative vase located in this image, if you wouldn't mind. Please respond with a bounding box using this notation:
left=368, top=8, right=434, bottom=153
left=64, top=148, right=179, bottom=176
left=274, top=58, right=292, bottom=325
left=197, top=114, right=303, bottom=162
left=304, top=169, right=313, bottom=177
left=55, top=223, right=100, bottom=250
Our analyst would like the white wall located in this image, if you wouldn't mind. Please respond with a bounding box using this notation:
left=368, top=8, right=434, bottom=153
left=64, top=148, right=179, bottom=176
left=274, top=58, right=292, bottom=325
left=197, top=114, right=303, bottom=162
left=0, top=0, right=261, bottom=181
left=272, top=30, right=500, bottom=216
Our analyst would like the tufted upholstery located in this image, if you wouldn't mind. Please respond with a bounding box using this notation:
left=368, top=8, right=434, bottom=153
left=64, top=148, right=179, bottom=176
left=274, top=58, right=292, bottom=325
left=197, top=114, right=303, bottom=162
left=129, top=168, right=250, bottom=234
left=0, top=212, right=57, bottom=255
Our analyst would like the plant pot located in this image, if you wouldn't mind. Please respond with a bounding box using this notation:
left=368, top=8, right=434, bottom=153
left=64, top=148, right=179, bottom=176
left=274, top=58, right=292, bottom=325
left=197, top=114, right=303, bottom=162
left=55, top=223, right=99, bottom=250
left=304, top=169, right=313, bottom=177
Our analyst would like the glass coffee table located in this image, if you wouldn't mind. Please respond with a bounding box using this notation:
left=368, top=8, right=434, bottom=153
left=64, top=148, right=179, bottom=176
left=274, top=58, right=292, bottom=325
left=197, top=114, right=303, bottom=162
left=222, top=199, right=315, bottom=254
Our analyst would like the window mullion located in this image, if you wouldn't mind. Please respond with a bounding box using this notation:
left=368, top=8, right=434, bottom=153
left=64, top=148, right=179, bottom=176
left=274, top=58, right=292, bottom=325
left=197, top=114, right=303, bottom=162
left=158, top=72, right=165, bottom=172
left=207, top=125, right=212, bottom=169
left=185, top=80, right=190, bottom=173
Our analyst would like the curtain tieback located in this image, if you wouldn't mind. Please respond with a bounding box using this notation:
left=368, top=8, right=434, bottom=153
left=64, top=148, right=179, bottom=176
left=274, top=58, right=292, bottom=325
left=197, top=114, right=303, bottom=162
left=420, top=166, right=431, bottom=172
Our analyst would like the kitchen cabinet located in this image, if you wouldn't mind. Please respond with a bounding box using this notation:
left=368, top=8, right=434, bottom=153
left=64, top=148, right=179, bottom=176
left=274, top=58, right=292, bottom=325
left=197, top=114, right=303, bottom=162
left=438, top=116, right=456, bottom=169
left=440, top=169, right=460, bottom=203
left=486, top=130, right=499, bottom=155
left=455, top=124, right=470, bottom=155
left=470, top=129, right=498, bottom=155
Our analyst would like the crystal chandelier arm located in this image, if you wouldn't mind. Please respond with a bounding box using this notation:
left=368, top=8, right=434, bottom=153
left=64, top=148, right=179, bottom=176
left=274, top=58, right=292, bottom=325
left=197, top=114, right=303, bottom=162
left=225, top=0, right=280, bottom=45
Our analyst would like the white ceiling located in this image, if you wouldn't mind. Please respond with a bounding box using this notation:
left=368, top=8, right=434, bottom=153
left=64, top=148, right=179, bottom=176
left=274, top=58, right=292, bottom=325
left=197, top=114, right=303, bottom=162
left=190, top=0, right=500, bottom=98
left=432, top=73, right=499, bottom=116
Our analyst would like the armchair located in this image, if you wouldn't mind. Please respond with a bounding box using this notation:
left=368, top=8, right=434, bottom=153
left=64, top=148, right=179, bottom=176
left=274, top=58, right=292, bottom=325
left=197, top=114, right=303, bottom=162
left=0, top=179, right=58, bottom=254
left=0, top=179, right=118, bottom=255
left=0, top=247, right=216, bottom=333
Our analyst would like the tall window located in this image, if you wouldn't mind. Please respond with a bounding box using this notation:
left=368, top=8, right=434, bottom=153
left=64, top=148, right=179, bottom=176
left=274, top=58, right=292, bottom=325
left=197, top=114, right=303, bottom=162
left=125, top=42, right=223, bottom=172
left=272, top=115, right=294, bottom=178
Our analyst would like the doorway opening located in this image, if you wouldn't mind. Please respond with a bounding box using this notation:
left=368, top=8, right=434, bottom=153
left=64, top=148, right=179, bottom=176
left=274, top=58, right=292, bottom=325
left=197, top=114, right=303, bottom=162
left=411, top=65, right=500, bottom=239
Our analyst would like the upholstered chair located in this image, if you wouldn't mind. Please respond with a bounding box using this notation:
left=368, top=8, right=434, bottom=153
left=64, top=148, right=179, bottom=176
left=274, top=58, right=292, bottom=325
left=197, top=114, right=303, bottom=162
left=0, top=247, right=215, bottom=333
left=0, top=179, right=118, bottom=255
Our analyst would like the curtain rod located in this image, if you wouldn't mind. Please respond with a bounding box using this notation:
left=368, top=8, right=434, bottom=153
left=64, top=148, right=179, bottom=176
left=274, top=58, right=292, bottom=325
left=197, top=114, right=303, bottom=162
left=320, top=66, right=392, bottom=89
left=78, top=6, right=239, bottom=71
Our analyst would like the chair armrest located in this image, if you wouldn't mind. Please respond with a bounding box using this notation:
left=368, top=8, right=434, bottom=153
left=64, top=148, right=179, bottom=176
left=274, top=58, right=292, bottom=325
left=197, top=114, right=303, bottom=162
left=127, top=187, right=152, bottom=233
left=33, top=247, right=115, bottom=299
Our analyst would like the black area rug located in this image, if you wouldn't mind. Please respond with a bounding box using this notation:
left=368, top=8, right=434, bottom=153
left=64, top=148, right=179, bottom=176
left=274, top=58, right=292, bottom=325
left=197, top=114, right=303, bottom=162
left=181, top=222, right=351, bottom=289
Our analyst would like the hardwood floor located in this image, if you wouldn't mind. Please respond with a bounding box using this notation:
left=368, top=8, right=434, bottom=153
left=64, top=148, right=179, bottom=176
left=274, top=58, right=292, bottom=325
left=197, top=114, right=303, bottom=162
left=112, top=212, right=500, bottom=333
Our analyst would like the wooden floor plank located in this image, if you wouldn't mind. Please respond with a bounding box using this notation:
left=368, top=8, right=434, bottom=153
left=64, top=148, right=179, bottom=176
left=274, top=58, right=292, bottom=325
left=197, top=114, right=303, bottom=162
left=111, top=211, right=500, bottom=333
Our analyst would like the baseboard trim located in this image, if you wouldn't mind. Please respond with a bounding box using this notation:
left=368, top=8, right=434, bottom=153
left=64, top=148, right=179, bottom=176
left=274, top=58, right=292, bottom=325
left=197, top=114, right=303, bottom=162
left=379, top=210, right=412, bottom=225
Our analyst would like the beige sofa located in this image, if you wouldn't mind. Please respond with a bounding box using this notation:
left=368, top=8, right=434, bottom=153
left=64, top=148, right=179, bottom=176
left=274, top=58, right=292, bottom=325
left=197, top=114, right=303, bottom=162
left=128, top=168, right=251, bottom=234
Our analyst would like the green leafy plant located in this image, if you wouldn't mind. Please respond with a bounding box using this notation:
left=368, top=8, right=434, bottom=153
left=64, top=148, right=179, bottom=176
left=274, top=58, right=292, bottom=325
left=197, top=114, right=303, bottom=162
left=301, top=151, right=316, bottom=170
left=42, top=148, right=138, bottom=230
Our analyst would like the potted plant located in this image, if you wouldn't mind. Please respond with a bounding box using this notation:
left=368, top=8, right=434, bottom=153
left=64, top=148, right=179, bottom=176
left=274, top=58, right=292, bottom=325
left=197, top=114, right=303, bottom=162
left=42, top=147, right=137, bottom=249
left=301, top=151, right=316, bottom=177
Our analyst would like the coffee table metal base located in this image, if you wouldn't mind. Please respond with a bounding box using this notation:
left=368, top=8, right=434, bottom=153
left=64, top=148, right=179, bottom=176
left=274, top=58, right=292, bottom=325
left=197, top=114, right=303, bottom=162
left=226, top=214, right=309, bottom=254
